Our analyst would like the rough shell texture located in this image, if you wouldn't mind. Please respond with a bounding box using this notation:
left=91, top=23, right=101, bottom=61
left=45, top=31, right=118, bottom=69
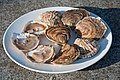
left=62, top=9, right=89, bottom=26
left=74, top=38, right=100, bottom=58
left=40, top=11, right=63, bottom=27
left=27, top=45, right=55, bottom=63
left=52, top=44, right=80, bottom=64
left=45, top=26, right=71, bottom=44
left=76, top=16, right=107, bottom=39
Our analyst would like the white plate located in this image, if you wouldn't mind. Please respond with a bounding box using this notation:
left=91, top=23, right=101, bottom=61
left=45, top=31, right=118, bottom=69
left=3, top=7, right=112, bottom=74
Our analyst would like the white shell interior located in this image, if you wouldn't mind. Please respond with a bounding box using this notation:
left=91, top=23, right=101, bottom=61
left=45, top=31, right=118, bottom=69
left=24, top=20, right=48, bottom=35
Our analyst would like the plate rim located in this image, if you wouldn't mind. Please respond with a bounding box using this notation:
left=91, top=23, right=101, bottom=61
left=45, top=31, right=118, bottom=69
left=3, top=7, right=112, bottom=74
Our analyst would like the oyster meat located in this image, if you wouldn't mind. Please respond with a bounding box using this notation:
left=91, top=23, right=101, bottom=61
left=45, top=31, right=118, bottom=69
left=74, top=38, right=100, bottom=58
left=76, top=17, right=107, bottom=39
left=24, top=21, right=48, bottom=35
left=27, top=45, right=55, bottom=63
left=62, top=9, right=89, bottom=26
left=40, top=11, right=63, bottom=27
left=52, top=44, right=80, bottom=64
left=45, top=26, right=71, bottom=44
left=12, top=33, right=39, bottom=52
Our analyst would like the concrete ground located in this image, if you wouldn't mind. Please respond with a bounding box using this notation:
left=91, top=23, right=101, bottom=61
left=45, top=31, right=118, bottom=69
left=0, top=0, right=120, bottom=80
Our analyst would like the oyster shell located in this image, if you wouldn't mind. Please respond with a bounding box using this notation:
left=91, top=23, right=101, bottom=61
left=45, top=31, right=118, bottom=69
left=52, top=44, right=80, bottom=64
left=23, top=20, right=48, bottom=35
left=45, top=26, right=71, bottom=44
left=12, top=33, right=39, bottom=52
left=62, top=9, right=89, bottom=26
left=76, top=17, right=107, bottom=39
left=40, top=11, right=63, bottom=27
left=74, top=38, right=100, bottom=58
left=27, top=45, right=55, bottom=63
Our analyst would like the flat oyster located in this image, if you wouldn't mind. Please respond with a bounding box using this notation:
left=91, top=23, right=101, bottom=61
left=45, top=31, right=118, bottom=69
left=62, top=9, right=89, bottom=26
left=12, top=33, right=39, bottom=52
left=74, top=38, right=100, bottom=58
left=45, top=26, right=71, bottom=44
left=27, top=45, right=55, bottom=63
left=52, top=44, right=80, bottom=64
left=76, top=17, right=107, bottom=39
left=40, top=11, right=63, bottom=27
left=23, top=20, right=48, bottom=35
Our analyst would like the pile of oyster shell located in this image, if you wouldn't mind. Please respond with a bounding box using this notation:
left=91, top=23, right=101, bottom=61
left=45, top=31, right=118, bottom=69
left=11, top=9, right=107, bottom=65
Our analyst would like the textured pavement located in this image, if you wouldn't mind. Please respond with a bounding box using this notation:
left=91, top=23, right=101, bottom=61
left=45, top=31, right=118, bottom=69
left=0, top=0, right=120, bottom=80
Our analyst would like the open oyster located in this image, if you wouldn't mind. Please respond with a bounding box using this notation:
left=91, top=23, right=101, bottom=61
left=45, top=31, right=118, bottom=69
left=27, top=45, right=55, bottom=63
left=52, top=44, right=80, bottom=64
left=76, top=17, right=107, bottom=39
left=62, top=9, right=89, bottom=26
left=45, top=26, right=71, bottom=44
left=40, top=11, right=63, bottom=27
left=23, top=21, right=48, bottom=35
left=74, top=38, right=100, bottom=58
left=12, top=33, right=39, bottom=52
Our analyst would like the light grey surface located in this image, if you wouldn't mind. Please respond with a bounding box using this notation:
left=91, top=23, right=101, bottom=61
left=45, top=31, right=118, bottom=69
left=0, top=0, right=120, bottom=80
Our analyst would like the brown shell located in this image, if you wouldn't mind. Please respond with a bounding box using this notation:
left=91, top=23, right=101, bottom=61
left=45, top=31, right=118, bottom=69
left=23, top=21, right=48, bottom=35
left=27, top=45, right=55, bottom=63
left=62, top=9, right=89, bottom=26
left=52, top=44, right=80, bottom=64
left=74, top=38, right=100, bottom=58
left=45, top=26, right=71, bottom=44
left=12, top=33, right=39, bottom=52
left=40, top=11, right=63, bottom=27
left=76, top=17, right=107, bottom=39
